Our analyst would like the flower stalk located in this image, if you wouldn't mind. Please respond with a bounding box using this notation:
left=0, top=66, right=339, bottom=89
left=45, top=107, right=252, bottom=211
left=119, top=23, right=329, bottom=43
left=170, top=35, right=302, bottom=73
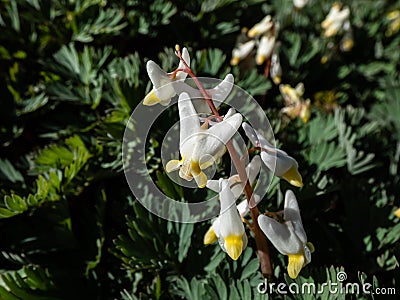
left=175, top=46, right=273, bottom=279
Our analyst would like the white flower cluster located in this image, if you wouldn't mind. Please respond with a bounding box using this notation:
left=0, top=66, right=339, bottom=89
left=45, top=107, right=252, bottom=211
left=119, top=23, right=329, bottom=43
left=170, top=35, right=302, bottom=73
left=142, top=47, right=311, bottom=278
left=230, top=15, right=282, bottom=84
left=322, top=2, right=354, bottom=54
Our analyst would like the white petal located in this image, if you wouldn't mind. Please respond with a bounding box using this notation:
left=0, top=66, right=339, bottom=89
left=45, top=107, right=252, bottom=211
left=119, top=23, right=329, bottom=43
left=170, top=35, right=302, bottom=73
left=242, top=122, right=273, bottom=149
left=146, top=60, right=171, bottom=88
left=219, top=178, right=235, bottom=212
left=248, top=15, right=273, bottom=37
left=284, top=190, right=307, bottom=244
left=208, top=74, right=234, bottom=107
left=176, top=47, right=190, bottom=80
left=146, top=61, right=175, bottom=104
left=256, top=34, right=276, bottom=65
left=225, top=107, right=236, bottom=119
left=258, top=214, right=303, bottom=254
left=209, top=112, right=243, bottom=142
left=295, top=83, right=304, bottom=97
left=237, top=199, right=249, bottom=216
left=261, top=150, right=297, bottom=176
left=206, top=179, right=219, bottom=192
left=232, top=40, right=256, bottom=60
left=212, top=217, right=221, bottom=239
left=293, top=0, right=308, bottom=9
left=199, top=113, right=242, bottom=157
left=218, top=179, right=245, bottom=238
left=270, top=48, right=282, bottom=83
left=242, top=123, right=299, bottom=177
left=338, top=7, right=350, bottom=22
left=178, top=92, right=200, bottom=156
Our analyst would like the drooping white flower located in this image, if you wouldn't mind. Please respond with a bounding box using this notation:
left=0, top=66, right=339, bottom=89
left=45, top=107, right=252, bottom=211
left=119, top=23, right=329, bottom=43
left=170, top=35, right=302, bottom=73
left=204, top=179, right=247, bottom=260
left=279, top=83, right=311, bottom=123
left=386, top=10, right=400, bottom=37
left=166, top=93, right=242, bottom=188
left=248, top=15, right=274, bottom=38
left=230, top=40, right=256, bottom=66
left=270, top=44, right=282, bottom=84
left=321, top=3, right=350, bottom=38
left=242, top=123, right=303, bottom=187
left=279, top=83, right=304, bottom=105
left=143, top=48, right=191, bottom=106
left=339, top=22, right=354, bottom=52
left=258, top=190, right=314, bottom=279
left=256, top=33, right=276, bottom=65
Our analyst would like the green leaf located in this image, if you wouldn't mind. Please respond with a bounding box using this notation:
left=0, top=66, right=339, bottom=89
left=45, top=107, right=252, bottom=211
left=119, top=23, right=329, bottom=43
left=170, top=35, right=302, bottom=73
left=0, top=158, right=24, bottom=183
left=240, top=258, right=259, bottom=281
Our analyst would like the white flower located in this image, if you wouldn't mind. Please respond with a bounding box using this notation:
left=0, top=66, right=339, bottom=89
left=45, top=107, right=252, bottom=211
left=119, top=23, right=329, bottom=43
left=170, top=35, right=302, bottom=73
left=339, top=25, right=354, bottom=52
left=256, top=33, right=276, bottom=65
left=279, top=83, right=311, bottom=123
left=270, top=45, right=282, bottom=84
left=321, top=3, right=350, bottom=38
left=230, top=40, right=256, bottom=66
left=258, top=190, right=314, bottom=279
left=248, top=15, right=274, bottom=38
left=207, top=155, right=262, bottom=216
left=173, top=74, right=234, bottom=113
left=143, top=48, right=191, bottom=106
left=293, top=0, right=309, bottom=9
left=242, top=123, right=303, bottom=187
left=279, top=83, right=304, bottom=105
left=204, top=179, right=247, bottom=260
left=166, top=93, right=242, bottom=188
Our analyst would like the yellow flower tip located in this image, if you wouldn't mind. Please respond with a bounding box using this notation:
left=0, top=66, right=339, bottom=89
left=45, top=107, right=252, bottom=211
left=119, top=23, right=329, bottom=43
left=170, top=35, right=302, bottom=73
left=280, top=84, right=293, bottom=96
left=165, top=159, right=181, bottom=173
left=256, top=55, right=265, bottom=65
left=241, top=27, right=248, bottom=34
left=342, top=39, right=354, bottom=52
left=224, top=235, right=244, bottom=260
left=204, top=227, right=218, bottom=245
left=324, top=28, right=337, bottom=38
left=390, top=19, right=400, bottom=34
left=287, top=253, right=305, bottom=279
left=321, top=19, right=332, bottom=30
left=306, top=242, right=315, bottom=253
left=385, top=29, right=393, bottom=37
left=332, top=2, right=342, bottom=10
left=247, top=29, right=258, bottom=38
left=273, top=76, right=281, bottom=85
left=175, top=44, right=181, bottom=52
left=194, top=172, right=208, bottom=188
left=300, top=101, right=311, bottom=123
left=387, top=10, right=400, bottom=20
left=230, top=56, right=240, bottom=66
left=143, top=89, right=161, bottom=106
left=394, top=208, right=400, bottom=218
left=320, top=56, right=328, bottom=64
left=282, top=166, right=303, bottom=188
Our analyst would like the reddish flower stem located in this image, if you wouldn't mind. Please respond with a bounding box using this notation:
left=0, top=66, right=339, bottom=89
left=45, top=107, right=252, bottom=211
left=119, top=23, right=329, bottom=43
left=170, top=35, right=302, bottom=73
left=175, top=47, right=273, bottom=279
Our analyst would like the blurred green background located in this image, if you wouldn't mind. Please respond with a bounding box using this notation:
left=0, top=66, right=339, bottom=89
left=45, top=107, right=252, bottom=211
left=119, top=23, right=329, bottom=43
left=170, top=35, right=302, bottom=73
left=0, top=0, right=399, bottom=299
